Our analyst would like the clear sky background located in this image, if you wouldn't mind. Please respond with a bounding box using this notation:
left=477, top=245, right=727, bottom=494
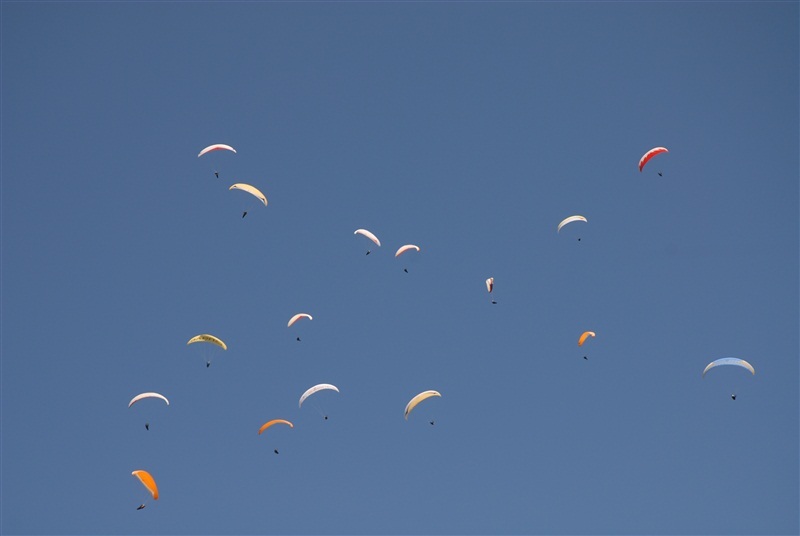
left=2, top=2, right=798, bottom=535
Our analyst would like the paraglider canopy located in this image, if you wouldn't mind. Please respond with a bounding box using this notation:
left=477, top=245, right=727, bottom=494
left=128, top=392, right=169, bottom=408
left=702, top=357, right=755, bottom=377
left=638, top=147, right=668, bottom=172
left=395, top=244, right=420, bottom=257
left=578, top=331, right=596, bottom=347
left=557, top=215, right=587, bottom=233
left=229, top=183, right=267, bottom=206
left=354, top=229, right=381, bottom=247
left=404, top=390, right=441, bottom=420
left=187, top=334, right=227, bottom=350
left=288, top=313, right=313, bottom=328
left=299, top=383, right=339, bottom=408
left=198, top=144, right=237, bottom=158
left=131, top=470, right=158, bottom=500
left=258, top=419, right=294, bottom=435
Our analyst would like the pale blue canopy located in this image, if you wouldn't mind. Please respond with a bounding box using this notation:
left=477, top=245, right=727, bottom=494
left=702, top=357, right=755, bottom=378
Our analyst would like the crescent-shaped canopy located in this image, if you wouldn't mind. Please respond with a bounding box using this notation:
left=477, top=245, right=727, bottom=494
left=299, top=383, right=339, bottom=408
left=258, top=419, right=294, bottom=435
left=404, top=390, right=441, bottom=420
left=557, top=215, right=587, bottom=233
left=187, top=334, right=228, bottom=350
left=486, top=277, right=494, bottom=293
left=131, top=470, right=159, bottom=500
left=638, top=147, right=668, bottom=171
left=288, top=313, right=313, bottom=327
left=198, top=144, right=237, bottom=158
left=128, top=392, right=170, bottom=408
left=354, top=229, right=381, bottom=247
left=702, top=357, right=755, bottom=377
left=229, top=183, right=267, bottom=206
left=578, top=331, right=596, bottom=347
left=395, top=244, right=420, bottom=257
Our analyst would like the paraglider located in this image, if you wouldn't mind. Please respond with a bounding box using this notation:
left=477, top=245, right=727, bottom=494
left=638, top=147, right=668, bottom=172
left=578, top=331, right=595, bottom=360
left=187, top=333, right=227, bottom=367
left=229, top=183, right=267, bottom=218
left=198, top=144, right=236, bottom=181
left=703, top=358, right=755, bottom=401
left=299, top=383, right=339, bottom=419
left=486, top=277, right=497, bottom=304
left=396, top=244, right=420, bottom=273
left=131, top=470, right=158, bottom=509
left=288, top=313, right=312, bottom=341
left=129, top=393, right=169, bottom=431
left=354, top=229, right=381, bottom=255
left=258, top=420, right=293, bottom=453
left=557, top=215, right=587, bottom=241
left=404, top=390, right=441, bottom=420
left=198, top=144, right=236, bottom=158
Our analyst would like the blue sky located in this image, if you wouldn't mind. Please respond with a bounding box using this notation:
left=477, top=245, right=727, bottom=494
left=2, top=2, right=798, bottom=535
